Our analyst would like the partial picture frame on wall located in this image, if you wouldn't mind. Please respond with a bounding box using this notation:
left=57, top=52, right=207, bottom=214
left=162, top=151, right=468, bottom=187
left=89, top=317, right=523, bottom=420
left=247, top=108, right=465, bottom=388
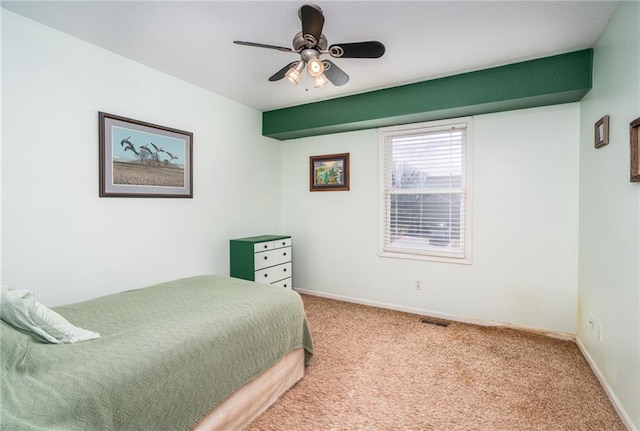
left=630, top=117, right=640, bottom=182
left=594, top=115, right=610, bottom=148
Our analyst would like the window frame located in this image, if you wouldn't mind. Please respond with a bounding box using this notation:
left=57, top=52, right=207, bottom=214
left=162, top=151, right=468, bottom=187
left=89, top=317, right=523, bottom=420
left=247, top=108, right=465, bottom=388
left=378, top=117, right=473, bottom=264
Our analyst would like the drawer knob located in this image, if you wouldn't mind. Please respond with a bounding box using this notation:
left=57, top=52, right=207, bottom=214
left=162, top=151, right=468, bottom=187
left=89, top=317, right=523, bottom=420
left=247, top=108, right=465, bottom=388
left=264, top=256, right=268, bottom=260
left=284, top=284, right=288, bottom=288
left=264, top=274, right=268, bottom=278
left=283, top=268, right=287, bottom=272
left=283, top=252, right=287, bottom=256
left=263, top=245, right=268, bottom=249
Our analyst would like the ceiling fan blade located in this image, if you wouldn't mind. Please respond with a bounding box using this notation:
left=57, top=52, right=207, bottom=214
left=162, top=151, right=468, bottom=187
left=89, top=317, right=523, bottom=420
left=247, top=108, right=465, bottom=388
left=269, top=62, right=298, bottom=82
left=233, top=40, right=295, bottom=53
left=322, top=60, right=349, bottom=87
left=300, top=4, right=324, bottom=46
left=328, top=41, right=386, bottom=58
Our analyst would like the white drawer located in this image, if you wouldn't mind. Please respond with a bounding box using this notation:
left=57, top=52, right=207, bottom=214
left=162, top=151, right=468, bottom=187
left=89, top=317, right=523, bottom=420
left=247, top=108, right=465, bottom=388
left=254, top=247, right=291, bottom=271
left=255, top=262, right=292, bottom=284
left=253, top=238, right=291, bottom=253
left=271, top=277, right=292, bottom=289
left=273, top=238, right=291, bottom=249
left=254, top=241, right=274, bottom=253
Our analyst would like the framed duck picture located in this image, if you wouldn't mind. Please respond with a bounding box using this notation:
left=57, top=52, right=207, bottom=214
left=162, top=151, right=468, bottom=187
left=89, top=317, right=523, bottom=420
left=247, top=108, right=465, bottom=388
left=99, top=112, right=193, bottom=197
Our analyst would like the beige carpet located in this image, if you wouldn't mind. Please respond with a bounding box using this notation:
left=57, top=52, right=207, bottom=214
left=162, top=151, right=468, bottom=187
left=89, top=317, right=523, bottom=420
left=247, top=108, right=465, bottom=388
left=247, top=294, right=625, bottom=431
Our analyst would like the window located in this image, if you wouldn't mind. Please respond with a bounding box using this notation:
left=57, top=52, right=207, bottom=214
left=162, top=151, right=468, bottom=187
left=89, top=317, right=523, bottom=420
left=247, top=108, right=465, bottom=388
left=379, top=118, right=472, bottom=264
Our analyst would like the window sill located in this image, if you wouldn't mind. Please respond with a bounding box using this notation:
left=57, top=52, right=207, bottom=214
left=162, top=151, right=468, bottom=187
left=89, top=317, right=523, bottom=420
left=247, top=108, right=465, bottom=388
left=379, top=250, right=472, bottom=265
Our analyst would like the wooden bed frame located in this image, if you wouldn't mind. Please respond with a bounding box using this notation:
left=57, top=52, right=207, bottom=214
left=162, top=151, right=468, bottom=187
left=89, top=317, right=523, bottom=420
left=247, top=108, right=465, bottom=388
left=191, top=348, right=304, bottom=430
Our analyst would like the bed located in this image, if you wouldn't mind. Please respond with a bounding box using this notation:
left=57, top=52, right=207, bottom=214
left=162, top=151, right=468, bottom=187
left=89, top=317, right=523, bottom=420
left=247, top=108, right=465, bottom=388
left=0, top=275, right=313, bottom=430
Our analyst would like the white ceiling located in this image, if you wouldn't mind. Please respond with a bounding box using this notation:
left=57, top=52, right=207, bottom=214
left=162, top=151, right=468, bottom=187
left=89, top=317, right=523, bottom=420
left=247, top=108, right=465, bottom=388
left=2, top=0, right=619, bottom=111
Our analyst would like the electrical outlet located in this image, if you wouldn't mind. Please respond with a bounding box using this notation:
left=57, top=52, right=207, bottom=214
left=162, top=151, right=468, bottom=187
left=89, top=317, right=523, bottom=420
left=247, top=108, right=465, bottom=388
left=414, top=280, right=422, bottom=291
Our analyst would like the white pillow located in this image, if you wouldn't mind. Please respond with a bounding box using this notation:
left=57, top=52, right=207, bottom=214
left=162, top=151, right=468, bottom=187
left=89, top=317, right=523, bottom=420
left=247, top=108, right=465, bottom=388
left=0, top=286, right=100, bottom=343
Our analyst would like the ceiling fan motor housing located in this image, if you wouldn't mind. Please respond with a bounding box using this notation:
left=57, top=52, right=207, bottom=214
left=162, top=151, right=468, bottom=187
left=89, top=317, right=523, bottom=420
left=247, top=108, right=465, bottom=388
left=293, top=31, right=327, bottom=51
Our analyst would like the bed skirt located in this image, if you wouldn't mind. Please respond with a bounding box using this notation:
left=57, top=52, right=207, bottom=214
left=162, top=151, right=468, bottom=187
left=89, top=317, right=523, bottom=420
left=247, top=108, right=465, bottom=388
left=191, top=348, right=304, bottom=430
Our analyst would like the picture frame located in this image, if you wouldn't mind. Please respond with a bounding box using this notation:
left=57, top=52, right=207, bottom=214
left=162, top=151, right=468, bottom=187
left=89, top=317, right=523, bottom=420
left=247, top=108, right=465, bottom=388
left=630, top=117, right=640, bottom=182
left=99, top=112, right=193, bottom=198
left=309, top=153, right=350, bottom=192
left=594, top=115, right=610, bottom=148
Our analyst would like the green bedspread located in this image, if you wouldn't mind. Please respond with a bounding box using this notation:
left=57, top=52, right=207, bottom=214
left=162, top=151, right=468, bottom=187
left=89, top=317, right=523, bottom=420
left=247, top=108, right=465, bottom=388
left=1, top=275, right=313, bottom=430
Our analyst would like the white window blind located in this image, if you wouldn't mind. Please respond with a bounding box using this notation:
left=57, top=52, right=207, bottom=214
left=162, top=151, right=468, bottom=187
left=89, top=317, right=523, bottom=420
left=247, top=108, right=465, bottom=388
left=379, top=118, right=472, bottom=263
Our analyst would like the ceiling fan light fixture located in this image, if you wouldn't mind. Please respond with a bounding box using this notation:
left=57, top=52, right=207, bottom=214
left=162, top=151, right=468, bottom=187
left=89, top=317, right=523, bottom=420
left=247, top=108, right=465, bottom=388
left=285, top=61, right=306, bottom=85
left=313, top=73, right=329, bottom=88
left=306, top=55, right=324, bottom=77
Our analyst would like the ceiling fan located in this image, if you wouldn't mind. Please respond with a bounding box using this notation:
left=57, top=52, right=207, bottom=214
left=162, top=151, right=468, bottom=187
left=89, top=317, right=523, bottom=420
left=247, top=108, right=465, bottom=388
left=233, top=4, right=385, bottom=88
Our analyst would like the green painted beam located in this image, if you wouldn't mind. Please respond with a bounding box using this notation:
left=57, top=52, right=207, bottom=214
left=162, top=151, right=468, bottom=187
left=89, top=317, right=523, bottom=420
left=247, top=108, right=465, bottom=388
left=262, top=49, right=593, bottom=140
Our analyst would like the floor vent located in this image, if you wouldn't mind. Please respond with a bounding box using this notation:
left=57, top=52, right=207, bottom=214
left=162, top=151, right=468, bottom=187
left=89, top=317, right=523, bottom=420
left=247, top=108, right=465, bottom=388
left=419, top=317, right=449, bottom=327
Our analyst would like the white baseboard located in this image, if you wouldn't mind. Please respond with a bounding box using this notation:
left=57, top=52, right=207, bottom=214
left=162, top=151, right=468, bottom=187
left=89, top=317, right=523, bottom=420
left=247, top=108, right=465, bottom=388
left=294, top=288, right=636, bottom=430
left=293, top=288, right=574, bottom=340
left=576, top=338, right=637, bottom=431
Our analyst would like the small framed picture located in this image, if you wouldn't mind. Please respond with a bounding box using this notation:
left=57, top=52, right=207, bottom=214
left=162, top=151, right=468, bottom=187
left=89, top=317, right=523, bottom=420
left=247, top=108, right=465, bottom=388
left=630, top=117, right=640, bottom=182
left=594, top=115, right=610, bottom=148
left=309, top=153, right=350, bottom=192
left=99, top=112, right=193, bottom=198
